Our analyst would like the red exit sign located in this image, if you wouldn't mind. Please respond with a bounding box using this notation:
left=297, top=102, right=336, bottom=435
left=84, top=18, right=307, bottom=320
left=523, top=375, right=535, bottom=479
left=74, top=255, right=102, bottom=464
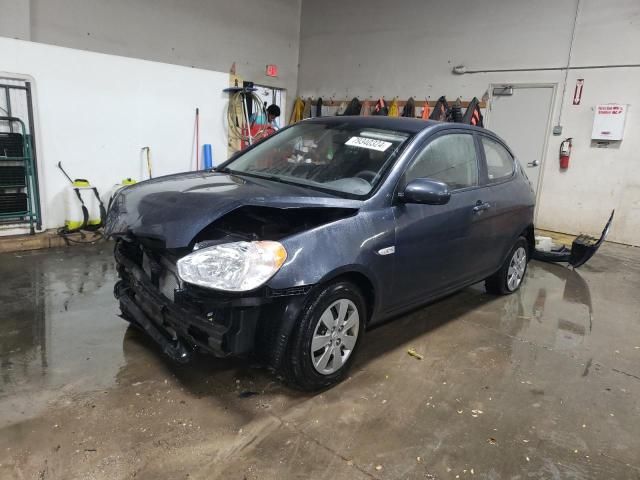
left=266, top=64, right=278, bottom=77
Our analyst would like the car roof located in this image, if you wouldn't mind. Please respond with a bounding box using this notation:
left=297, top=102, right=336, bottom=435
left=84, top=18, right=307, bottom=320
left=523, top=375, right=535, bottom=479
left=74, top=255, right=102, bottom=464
left=301, top=115, right=488, bottom=135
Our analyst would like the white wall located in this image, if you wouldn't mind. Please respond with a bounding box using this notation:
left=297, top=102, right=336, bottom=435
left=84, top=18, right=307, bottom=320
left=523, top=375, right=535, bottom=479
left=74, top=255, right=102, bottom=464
left=297, top=0, right=640, bottom=246
left=536, top=68, right=640, bottom=241
left=3, top=0, right=301, bottom=99
left=0, top=0, right=30, bottom=40
left=0, top=37, right=229, bottom=231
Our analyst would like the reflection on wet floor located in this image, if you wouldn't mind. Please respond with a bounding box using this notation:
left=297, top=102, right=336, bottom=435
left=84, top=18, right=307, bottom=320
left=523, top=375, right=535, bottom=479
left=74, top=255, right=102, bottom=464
left=1, top=242, right=639, bottom=479
left=478, top=260, right=595, bottom=349
left=0, top=245, right=127, bottom=422
left=0, top=243, right=606, bottom=406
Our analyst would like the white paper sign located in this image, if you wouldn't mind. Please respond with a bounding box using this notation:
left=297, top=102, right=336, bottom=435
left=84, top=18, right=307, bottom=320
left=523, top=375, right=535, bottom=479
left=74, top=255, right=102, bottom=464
left=592, top=104, right=627, bottom=141
left=345, top=136, right=392, bottom=152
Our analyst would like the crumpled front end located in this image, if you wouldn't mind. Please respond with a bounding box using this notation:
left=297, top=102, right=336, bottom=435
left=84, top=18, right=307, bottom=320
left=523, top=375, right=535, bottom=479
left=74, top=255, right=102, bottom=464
left=113, top=237, right=310, bottom=364
left=107, top=172, right=362, bottom=365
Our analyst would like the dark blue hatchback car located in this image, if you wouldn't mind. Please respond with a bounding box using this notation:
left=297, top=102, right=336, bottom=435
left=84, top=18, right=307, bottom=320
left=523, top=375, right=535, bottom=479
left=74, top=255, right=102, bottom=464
left=107, top=116, right=535, bottom=390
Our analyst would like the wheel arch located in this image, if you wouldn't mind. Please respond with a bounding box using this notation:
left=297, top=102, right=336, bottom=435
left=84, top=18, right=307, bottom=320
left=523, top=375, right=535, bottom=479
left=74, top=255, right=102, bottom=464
left=521, top=223, right=535, bottom=257
left=267, top=267, right=378, bottom=372
left=318, top=267, right=377, bottom=325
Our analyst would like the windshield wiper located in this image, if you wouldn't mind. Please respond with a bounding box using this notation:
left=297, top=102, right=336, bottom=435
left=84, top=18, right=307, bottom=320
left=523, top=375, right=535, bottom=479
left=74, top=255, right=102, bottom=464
left=242, top=171, right=287, bottom=184
left=216, top=167, right=284, bottom=184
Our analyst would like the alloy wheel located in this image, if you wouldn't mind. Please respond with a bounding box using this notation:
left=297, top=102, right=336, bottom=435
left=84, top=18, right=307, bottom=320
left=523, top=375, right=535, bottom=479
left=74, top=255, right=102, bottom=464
left=507, top=246, right=527, bottom=291
left=310, top=299, right=360, bottom=375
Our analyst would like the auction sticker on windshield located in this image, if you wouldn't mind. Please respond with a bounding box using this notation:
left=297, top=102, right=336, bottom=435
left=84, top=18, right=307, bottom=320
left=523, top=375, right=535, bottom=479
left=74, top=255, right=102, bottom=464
left=345, top=136, right=392, bottom=152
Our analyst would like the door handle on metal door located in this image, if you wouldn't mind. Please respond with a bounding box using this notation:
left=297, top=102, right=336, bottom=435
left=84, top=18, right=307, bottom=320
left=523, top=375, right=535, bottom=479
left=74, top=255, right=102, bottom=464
left=527, top=159, right=539, bottom=167
left=472, top=201, right=491, bottom=213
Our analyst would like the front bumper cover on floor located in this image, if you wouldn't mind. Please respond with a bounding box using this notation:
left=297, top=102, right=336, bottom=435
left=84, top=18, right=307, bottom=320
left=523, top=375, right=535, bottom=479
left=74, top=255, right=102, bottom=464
left=532, top=210, right=614, bottom=268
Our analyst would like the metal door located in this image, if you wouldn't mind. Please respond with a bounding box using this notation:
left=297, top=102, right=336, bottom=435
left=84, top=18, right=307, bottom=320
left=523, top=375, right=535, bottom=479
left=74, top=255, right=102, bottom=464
left=486, top=85, right=554, bottom=196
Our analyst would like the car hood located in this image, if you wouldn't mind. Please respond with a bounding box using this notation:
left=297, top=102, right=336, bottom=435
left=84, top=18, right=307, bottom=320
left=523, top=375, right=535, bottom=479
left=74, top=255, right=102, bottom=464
left=105, top=171, right=363, bottom=248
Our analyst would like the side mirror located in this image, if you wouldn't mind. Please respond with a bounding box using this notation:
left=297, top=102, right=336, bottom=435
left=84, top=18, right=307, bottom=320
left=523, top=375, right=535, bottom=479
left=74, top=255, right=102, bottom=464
left=399, top=178, right=451, bottom=205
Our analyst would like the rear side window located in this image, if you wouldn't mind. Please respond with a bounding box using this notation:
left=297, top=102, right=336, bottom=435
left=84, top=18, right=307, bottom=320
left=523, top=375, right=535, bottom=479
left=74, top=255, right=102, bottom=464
left=405, top=134, right=478, bottom=190
left=481, top=137, right=514, bottom=182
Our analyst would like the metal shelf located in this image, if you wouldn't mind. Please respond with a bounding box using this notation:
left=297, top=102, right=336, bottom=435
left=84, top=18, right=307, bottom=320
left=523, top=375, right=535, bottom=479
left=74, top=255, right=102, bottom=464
left=0, top=117, right=39, bottom=233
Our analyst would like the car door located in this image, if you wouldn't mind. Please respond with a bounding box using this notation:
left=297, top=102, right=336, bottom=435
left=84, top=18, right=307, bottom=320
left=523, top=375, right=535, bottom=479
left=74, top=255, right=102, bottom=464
left=391, top=130, right=494, bottom=308
left=478, top=134, right=520, bottom=269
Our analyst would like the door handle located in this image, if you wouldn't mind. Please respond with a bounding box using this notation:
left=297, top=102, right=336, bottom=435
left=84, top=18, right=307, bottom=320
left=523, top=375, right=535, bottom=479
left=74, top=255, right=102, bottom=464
left=472, top=201, right=491, bottom=213
left=527, top=159, right=539, bottom=167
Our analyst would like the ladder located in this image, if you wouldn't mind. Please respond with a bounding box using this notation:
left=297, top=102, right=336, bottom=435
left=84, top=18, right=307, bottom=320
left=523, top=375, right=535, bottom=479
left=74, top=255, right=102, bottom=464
left=0, top=116, right=40, bottom=234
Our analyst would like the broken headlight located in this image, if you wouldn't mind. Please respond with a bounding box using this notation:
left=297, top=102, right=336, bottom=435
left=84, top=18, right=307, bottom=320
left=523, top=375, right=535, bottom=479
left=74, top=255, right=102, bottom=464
left=177, top=241, right=287, bottom=292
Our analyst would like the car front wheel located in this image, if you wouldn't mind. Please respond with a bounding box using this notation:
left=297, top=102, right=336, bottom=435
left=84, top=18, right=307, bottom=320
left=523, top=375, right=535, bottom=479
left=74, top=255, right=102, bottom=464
left=285, top=281, right=365, bottom=391
left=485, top=237, right=529, bottom=295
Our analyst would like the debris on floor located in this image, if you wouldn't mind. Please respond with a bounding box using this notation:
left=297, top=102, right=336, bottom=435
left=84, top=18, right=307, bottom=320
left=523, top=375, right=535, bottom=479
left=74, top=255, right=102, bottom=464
left=407, top=348, right=424, bottom=360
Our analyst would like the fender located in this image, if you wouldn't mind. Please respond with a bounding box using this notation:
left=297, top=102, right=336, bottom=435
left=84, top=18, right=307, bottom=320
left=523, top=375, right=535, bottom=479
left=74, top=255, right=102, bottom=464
left=268, top=263, right=381, bottom=371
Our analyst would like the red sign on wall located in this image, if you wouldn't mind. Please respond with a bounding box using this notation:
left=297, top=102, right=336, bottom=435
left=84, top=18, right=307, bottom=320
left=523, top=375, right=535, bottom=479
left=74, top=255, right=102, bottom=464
left=266, top=64, right=278, bottom=77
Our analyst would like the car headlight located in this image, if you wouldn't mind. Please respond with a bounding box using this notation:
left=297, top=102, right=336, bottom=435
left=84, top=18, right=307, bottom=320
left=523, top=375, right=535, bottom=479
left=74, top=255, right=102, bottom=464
left=177, top=241, right=287, bottom=292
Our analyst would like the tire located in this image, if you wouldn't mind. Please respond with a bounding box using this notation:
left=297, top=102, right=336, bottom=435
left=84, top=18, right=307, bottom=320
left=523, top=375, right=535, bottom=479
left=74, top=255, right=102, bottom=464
left=284, top=281, right=366, bottom=391
left=485, top=237, right=529, bottom=295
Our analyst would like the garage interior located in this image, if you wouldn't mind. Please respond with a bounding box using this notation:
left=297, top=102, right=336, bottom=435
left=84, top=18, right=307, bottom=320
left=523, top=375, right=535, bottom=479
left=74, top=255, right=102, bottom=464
left=1, top=1, right=639, bottom=479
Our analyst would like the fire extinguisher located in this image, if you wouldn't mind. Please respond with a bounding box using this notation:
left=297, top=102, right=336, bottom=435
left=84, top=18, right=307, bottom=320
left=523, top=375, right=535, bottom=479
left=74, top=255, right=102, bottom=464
left=559, top=138, right=572, bottom=169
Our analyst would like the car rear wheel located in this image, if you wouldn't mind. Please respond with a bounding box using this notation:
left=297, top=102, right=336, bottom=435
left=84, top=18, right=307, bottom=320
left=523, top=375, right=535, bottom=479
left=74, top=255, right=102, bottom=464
left=285, top=281, right=365, bottom=391
left=485, top=237, right=529, bottom=295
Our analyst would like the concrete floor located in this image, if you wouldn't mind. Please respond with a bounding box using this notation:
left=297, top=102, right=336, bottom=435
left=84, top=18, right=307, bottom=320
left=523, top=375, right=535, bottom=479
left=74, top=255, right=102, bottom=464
left=1, top=243, right=639, bottom=480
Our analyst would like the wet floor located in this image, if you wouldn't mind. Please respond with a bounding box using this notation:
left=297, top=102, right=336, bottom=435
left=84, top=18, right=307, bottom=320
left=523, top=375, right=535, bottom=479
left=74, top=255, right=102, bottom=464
left=1, top=242, right=639, bottom=479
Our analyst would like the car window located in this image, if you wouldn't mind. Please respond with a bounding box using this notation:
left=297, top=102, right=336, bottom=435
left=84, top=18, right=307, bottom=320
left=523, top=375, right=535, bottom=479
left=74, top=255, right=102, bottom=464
left=481, top=137, right=514, bottom=182
left=405, top=133, right=478, bottom=190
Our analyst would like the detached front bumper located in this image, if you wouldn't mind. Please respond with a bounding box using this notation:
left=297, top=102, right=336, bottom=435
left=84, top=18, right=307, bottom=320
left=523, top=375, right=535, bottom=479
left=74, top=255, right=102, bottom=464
left=113, top=241, right=308, bottom=363
left=532, top=211, right=614, bottom=268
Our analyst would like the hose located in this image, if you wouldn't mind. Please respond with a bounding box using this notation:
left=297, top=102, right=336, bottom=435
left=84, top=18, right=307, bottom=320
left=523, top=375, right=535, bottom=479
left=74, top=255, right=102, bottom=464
left=57, top=226, right=105, bottom=245
left=227, top=90, right=268, bottom=148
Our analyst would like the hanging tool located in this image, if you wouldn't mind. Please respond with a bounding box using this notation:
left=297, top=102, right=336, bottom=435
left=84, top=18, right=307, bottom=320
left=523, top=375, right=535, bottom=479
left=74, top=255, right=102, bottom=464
left=388, top=98, right=399, bottom=117
left=402, top=97, right=416, bottom=118
left=360, top=99, right=371, bottom=116
left=372, top=98, right=388, bottom=116
left=224, top=87, right=267, bottom=149
left=289, top=97, right=305, bottom=124
left=316, top=97, right=323, bottom=117
left=429, top=96, right=450, bottom=121
left=242, top=94, right=253, bottom=145
left=421, top=99, right=431, bottom=120
left=141, top=147, right=152, bottom=179
left=195, top=108, right=200, bottom=170
left=57, top=161, right=74, bottom=184
left=461, top=97, right=484, bottom=127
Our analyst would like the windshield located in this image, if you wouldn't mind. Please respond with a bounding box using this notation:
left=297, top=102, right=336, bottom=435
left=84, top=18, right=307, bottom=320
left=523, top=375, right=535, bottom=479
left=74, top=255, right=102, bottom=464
left=223, top=122, right=411, bottom=197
